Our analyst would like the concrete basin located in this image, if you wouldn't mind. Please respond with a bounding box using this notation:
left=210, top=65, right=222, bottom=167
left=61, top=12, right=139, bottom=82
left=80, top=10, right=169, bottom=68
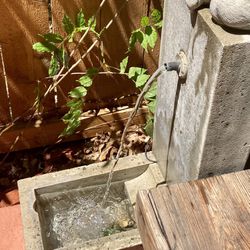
left=18, top=153, right=164, bottom=250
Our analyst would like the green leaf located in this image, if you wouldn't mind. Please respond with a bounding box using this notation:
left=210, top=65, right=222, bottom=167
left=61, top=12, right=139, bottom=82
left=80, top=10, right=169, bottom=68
left=148, top=99, right=156, bottom=113
left=33, top=42, right=57, bottom=53
left=120, top=56, right=128, bottom=73
left=88, top=16, right=96, bottom=30
left=154, top=20, right=163, bottom=29
left=62, top=111, right=73, bottom=123
left=144, top=117, right=154, bottom=138
left=76, top=9, right=86, bottom=28
left=68, top=30, right=76, bottom=43
left=128, top=30, right=143, bottom=52
left=62, top=48, right=69, bottom=68
left=62, top=102, right=83, bottom=136
left=144, top=81, right=157, bottom=101
left=63, top=15, right=75, bottom=35
left=140, top=26, right=158, bottom=51
left=54, top=48, right=68, bottom=68
left=146, top=26, right=158, bottom=49
left=71, top=109, right=82, bottom=119
left=151, top=9, right=162, bottom=24
left=61, top=116, right=81, bottom=137
left=141, top=16, right=150, bottom=27
left=69, top=86, right=87, bottom=98
left=66, top=100, right=82, bottom=110
left=135, top=74, right=150, bottom=88
left=77, top=67, right=98, bottom=87
left=128, top=67, right=147, bottom=79
left=42, top=33, right=63, bottom=43
left=77, top=75, right=93, bottom=88
left=62, top=106, right=81, bottom=122
left=49, top=55, right=60, bottom=76
left=87, top=67, right=99, bottom=78
left=141, top=33, right=149, bottom=52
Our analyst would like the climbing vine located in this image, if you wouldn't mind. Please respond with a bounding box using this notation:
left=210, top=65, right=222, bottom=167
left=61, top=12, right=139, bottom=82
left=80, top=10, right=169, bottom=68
left=32, top=5, right=162, bottom=137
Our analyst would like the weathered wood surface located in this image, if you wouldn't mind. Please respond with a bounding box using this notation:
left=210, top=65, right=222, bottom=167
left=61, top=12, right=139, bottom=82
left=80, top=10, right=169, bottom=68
left=0, top=107, right=147, bottom=153
left=136, top=170, right=250, bottom=250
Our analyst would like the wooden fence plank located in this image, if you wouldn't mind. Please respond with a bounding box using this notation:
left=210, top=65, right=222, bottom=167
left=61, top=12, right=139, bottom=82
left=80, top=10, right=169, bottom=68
left=0, top=0, right=50, bottom=119
left=0, top=107, right=147, bottom=153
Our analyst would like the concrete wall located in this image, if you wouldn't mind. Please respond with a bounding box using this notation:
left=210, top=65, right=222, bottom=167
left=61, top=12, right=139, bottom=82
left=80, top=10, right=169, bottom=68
left=153, top=0, right=194, bottom=179
left=153, top=1, right=250, bottom=183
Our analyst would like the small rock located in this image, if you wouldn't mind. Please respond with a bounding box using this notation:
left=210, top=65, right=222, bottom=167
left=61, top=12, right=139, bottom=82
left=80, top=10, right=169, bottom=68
left=118, top=219, right=135, bottom=229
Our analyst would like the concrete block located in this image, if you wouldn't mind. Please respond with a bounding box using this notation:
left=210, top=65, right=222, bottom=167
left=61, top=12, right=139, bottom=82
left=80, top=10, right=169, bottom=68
left=125, top=163, right=165, bottom=205
left=154, top=4, right=250, bottom=182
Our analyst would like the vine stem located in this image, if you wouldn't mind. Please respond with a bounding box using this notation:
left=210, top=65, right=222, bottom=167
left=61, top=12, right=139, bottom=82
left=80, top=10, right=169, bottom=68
left=101, top=65, right=165, bottom=206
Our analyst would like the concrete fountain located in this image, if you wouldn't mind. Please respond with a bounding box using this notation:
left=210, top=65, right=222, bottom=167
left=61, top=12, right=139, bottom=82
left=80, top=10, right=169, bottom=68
left=18, top=0, right=250, bottom=249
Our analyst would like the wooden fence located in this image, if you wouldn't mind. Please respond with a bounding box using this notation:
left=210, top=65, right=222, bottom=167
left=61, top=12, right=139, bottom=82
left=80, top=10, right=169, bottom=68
left=0, top=0, right=163, bottom=152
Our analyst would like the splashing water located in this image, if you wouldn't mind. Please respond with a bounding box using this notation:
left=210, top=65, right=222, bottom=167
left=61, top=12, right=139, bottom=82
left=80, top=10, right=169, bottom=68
left=37, top=183, right=134, bottom=249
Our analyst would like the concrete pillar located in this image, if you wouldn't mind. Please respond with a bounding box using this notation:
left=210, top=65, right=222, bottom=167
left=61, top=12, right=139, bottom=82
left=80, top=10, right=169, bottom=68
left=153, top=1, right=250, bottom=183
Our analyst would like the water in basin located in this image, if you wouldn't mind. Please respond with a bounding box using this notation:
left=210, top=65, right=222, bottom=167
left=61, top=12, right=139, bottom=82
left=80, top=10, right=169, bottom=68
left=36, top=182, right=135, bottom=249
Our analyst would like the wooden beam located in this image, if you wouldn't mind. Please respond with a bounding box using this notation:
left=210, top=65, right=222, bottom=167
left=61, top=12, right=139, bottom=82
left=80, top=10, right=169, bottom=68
left=136, top=170, right=250, bottom=250
left=0, top=107, right=147, bottom=153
